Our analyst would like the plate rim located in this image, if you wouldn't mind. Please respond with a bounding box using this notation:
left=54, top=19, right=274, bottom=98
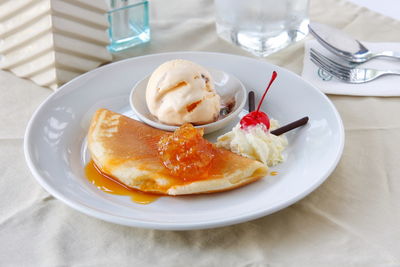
left=24, top=51, right=345, bottom=230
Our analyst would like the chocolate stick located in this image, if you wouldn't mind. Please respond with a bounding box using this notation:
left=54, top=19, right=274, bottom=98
left=271, top=117, right=309, bottom=136
left=248, top=91, right=255, bottom=112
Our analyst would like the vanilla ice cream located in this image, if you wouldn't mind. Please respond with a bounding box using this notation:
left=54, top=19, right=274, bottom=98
left=216, top=119, right=288, bottom=166
left=146, top=59, right=221, bottom=125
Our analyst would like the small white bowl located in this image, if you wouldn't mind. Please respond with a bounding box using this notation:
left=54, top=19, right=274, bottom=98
left=129, top=69, right=247, bottom=134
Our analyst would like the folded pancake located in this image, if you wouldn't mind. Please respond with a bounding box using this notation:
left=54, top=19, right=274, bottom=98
left=87, top=108, right=268, bottom=195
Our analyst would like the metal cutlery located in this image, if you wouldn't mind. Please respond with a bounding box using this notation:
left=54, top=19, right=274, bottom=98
left=310, top=48, right=400, bottom=83
left=308, top=23, right=400, bottom=63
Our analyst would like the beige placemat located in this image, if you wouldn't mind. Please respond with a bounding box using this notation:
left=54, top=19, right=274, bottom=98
left=1, top=0, right=400, bottom=265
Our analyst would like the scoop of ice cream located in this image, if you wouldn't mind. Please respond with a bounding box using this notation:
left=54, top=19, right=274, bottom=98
left=146, top=59, right=221, bottom=125
left=216, top=119, right=288, bottom=166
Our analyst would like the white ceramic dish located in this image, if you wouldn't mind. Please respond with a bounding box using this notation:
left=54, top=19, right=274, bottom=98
left=130, top=69, right=246, bottom=134
left=24, top=52, right=344, bottom=230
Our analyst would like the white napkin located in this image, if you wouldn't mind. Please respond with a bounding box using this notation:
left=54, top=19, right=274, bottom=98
left=302, top=39, right=400, bottom=96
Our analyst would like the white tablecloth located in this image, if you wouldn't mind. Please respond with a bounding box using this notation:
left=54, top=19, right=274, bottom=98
left=1, top=0, right=400, bottom=265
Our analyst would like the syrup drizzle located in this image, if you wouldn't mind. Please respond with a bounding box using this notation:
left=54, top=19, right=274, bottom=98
left=85, top=160, right=159, bottom=204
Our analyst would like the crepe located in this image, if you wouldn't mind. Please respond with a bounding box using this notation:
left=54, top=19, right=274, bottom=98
left=87, top=109, right=268, bottom=195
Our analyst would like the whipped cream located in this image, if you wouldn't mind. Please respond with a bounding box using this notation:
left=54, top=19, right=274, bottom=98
left=216, top=119, right=288, bottom=166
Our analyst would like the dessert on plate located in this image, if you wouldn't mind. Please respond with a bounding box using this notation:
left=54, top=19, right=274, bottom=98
left=217, top=71, right=288, bottom=167
left=86, top=63, right=307, bottom=200
left=87, top=108, right=268, bottom=195
left=146, top=59, right=221, bottom=126
left=216, top=119, right=288, bottom=167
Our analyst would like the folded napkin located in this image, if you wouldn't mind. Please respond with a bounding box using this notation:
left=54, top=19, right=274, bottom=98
left=302, top=39, right=400, bottom=96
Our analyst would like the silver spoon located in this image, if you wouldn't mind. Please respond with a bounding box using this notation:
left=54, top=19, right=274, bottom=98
left=308, top=22, right=400, bottom=63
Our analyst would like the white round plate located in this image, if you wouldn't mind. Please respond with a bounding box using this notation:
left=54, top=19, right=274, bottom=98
left=24, top=52, right=344, bottom=230
left=129, top=69, right=246, bottom=134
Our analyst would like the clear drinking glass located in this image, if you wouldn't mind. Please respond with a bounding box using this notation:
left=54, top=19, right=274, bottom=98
left=107, top=0, right=150, bottom=52
left=214, top=0, right=309, bottom=57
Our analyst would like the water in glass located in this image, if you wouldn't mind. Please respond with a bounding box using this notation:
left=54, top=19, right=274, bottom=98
left=215, top=0, right=309, bottom=57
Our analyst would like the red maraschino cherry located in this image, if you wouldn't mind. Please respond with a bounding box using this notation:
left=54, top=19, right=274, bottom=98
left=240, top=71, right=277, bottom=130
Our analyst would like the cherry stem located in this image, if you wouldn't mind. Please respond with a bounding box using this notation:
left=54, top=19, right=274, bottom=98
left=256, top=71, right=277, bottom=113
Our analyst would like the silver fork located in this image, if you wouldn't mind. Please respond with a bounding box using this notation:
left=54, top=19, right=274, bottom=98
left=310, top=48, right=400, bottom=83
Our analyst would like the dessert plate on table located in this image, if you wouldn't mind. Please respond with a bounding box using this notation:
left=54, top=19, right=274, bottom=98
left=24, top=52, right=344, bottom=230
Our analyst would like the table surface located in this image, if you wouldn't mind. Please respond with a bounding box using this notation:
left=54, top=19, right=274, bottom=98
left=1, top=0, right=400, bottom=265
left=347, top=0, right=400, bottom=20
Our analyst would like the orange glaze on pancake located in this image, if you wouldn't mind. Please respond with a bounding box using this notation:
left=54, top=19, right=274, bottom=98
left=85, top=160, right=159, bottom=204
left=158, top=124, right=216, bottom=180
left=88, top=109, right=268, bottom=195
left=95, top=112, right=239, bottom=183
